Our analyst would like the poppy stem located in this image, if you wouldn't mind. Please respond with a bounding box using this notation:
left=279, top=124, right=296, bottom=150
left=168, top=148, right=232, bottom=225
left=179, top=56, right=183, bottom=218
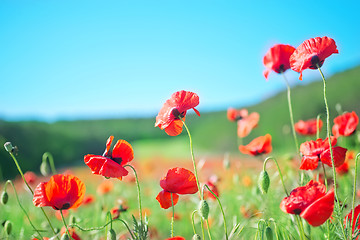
left=170, top=193, right=175, bottom=237
left=282, top=73, right=300, bottom=156
left=321, top=162, right=328, bottom=190
left=60, top=210, right=74, bottom=240
left=4, top=180, right=44, bottom=240
left=350, top=153, right=360, bottom=239
left=317, top=66, right=347, bottom=239
left=105, top=211, right=112, bottom=239
left=42, top=152, right=57, bottom=174
left=316, top=113, right=324, bottom=139
left=295, top=215, right=306, bottom=240
left=263, top=157, right=289, bottom=196
left=124, top=165, right=143, bottom=224
left=5, top=147, right=59, bottom=239
left=191, top=210, right=198, bottom=235
left=204, top=184, right=228, bottom=239
left=179, top=117, right=202, bottom=200
left=206, top=219, right=213, bottom=240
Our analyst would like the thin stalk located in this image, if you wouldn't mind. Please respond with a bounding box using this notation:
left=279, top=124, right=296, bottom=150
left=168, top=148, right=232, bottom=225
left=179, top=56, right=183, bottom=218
left=350, top=153, right=360, bottom=239
left=206, top=219, right=213, bottom=240
left=204, top=184, right=228, bottom=239
left=282, top=73, right=300, bottom=155
left=317, top=66, right=347, bottom=239
left=42, top=152, right=57, bottom=174
left=171, top=193, right=174, bottom=237
left=316, top=114, right=323, bottom=139
left=4, top=180, right=44, bottom=240
left=124, top=165, right=143, bottom=223
left=105, top=211, right=112, bottom=240
left=60, top=210, right=74, bottom=240
left=295, top=215, right=306, bottom=240
left=180, top=117, right=202, bottom=200
left=191, top=210, right=198, bottom=235
left=321, top=162, right=328, bottom=190
left=263, top=157, right=289, bottom=196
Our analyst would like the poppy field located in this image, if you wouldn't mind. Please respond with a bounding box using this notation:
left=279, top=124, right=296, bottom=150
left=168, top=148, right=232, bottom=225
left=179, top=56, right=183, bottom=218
left=1, top=36, right=360, bottom=240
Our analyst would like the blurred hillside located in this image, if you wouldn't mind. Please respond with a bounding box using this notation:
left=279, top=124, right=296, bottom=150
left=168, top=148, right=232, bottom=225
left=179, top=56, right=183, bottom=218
left=1, top=66, right=360, bottom=179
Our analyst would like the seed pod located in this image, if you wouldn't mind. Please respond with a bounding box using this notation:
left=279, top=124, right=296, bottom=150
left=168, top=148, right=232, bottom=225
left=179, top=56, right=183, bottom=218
left=198, top=200, right=210, bottom=220
left=192, top=234, right=201, bottom=240
left=107, top=229, right=116, bottom=240
left=60, top=233, right=70, bottom=240
left=1, top=191, right=8, bottom=205
left=4, top=142, right=13, bottom=153
left=40, top=161, right=50, bottom=176
left=265, top=226, right=273, bottom=240
left=258, top=170, right=270, bottom=194
left=4, top=221, right=12, bottom=235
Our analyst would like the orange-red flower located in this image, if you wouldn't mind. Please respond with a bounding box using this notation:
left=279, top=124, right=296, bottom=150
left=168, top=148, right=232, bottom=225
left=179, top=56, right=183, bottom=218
left=82, top=195, right=95, bottom=205
left=227, top=108, right=249, bottom=122
left=336, top=150, right=355, bottom=175
left=165, top=237, right=185, bottom=240
left=60, top=227, right=81, bottom=240
left=203, top=181, right=219, bottom=200
left=237, top=112, right=259, bottom=138
left=344, top=205, right=360, bottom=235
left=155, top=90, right=200, bottom=136
left=84, top=136, right=133, bottom=179
left=263, top=44, right=296, bottom=80
left=239, top=134, right=272, bottom=156
left=332, top=111, right=359, bottom=137
left=295, top=119, right=323, bottom=136
left=24, top=171, right=38, bottom=186
left=290, top=36, right=338, bottom=80
left=280, top=180, right=334, bottom=226
left=156, top=167, right=198, bottom=209
left=33, top=174, right=85, bottom=210
left=299, top=137, right=347, bottom=170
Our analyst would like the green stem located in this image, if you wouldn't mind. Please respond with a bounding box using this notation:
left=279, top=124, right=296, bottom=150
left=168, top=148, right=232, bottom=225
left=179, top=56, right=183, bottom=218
left=321, top=162, right=328, bottom=190
left=295, top=215, right=306, bottom=240
left=4, top=180, right=44, bottom=240
left=350, top=153, right=360, bottom=239
left=316, top=114, right=323, bottom=139
left=282, top=73, right=300, bottom=156
left=180, top=117, right=202, bottom=200
left=60, top=210, right=74, bottom=240
left=171, top=193, right=174, bottom=237
left=206, top=219, right=213, bottom=240
left=105, top=211, right=112, bottom=240
left=191, top=210, right=198, bottom=235
left=42, top=152, right=57, bottom=174
left=201, top=218, right=205, bottom=240
left=124, top=165, right=143, bottom=223
left=268, top=218, right=279, bottom=240
left=263, top=157, right=289, bottom=196
left=204, top=184, right=228, bottom=239
left=318, top=66, right=347, bottom=239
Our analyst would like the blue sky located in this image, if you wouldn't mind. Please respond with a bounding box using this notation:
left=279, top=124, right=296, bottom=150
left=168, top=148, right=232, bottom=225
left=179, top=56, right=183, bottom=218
left=1, top=0, right=359, bottom=121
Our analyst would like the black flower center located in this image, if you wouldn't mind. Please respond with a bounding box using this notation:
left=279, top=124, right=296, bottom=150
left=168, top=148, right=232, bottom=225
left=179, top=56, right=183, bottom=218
left=310, top=55, right=324, bottom=69
left=171, top=108, right=185, bottom=119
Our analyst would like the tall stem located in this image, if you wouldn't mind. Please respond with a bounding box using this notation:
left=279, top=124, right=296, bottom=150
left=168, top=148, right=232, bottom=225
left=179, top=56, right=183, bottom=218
left=321, top=162, right=328, bottom=190
left=316, top=114, right=323, bottom=139
left=295, top=215, right=306, bottom=240
left=282, top=73, right=300, bottom=156
left=124, top=165, right=143, bottom=223
left=317, top=66, right=347, bottom=239
left=206, top=219, right=213, bottom=240
left=350, top=153, right=360, bottom=239
left=170, top=193, right=174, bottom=237
left=263, top=157, right=289, bottom=196
left=60, top=210, right=74, bottom=240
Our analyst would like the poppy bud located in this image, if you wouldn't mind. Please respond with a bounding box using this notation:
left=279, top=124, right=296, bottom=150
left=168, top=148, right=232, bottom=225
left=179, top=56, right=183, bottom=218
left=40, top=161, right=51, bottom=176
left=258, top=170, right=270, bottom=194
left=60, top=233, right=70, bottom=240
left=198, top=200, right=210, bottom=220
left=4, top=142, right=13, bottom=153
left=4, top=221, right=12, bottom=235
left=107, top=229, right=116, bottom=240
left=69, top=215, right=76, bottom=225
left=1, top=191, right=8, bottom=205
left=265, top=226, right=273, bottom=240
left=192, top=234, right=201, bottom=240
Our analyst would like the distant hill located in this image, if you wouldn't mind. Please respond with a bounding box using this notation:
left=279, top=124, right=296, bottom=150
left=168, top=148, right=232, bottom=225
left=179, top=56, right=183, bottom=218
left=1, top=66, right=359, bottom=179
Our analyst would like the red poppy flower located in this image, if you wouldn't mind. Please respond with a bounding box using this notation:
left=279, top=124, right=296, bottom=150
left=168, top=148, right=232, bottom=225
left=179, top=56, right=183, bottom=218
left=33, top=174, right=85, bottom=210
left=239, top=134, right=272, bottom=156
left=299, top=137, right=347, bottom=170
left=165, top=237, right=185, bottom=240
left=84, top=136, right=134, bottom=179
left=156, top=167, right=198, bottom=209
left=280, top=180, right=334, bottom=226
left=204, top=181, right=219, bottom=200
left=290, top=36, right=339, bottom=80
left=155, top=90, right=200, bottom=136
left=227, top=108, right=248, bottom=122
left=332, top=111, right=359, bottom=137
left=295, top=119, right=323, bottom=136
left=60, top=227, right=81, bottom=240
left=344, top=204, right=360, bottom=234
left=82, top=195, right=95, bottom=205
left=263, top=44, right=296, bottom=80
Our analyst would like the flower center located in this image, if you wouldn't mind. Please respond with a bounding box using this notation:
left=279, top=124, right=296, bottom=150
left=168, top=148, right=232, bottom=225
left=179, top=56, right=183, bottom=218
left=171, top=108, right=185, bottom=119
left=310, top=55, right=324, bottom=69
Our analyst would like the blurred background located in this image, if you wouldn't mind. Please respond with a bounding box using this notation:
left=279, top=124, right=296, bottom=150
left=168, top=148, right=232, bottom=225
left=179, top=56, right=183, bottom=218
left=1, top=0, right=360, bottom=179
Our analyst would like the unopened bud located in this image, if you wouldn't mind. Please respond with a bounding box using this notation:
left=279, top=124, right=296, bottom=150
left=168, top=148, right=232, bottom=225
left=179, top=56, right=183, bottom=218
left=258, top=170, right=270, bottom=194
left=60, top=233, right=70, bottom=240
left=107, top=229, right=116, bottom=240
left=265, top=226, right=273, bottom=240
left=1, top=191, right=8, bottom=205
left=4, top=142, right=13, bottom=153
left=198, top=200, right=210, bottom=220
left=192, top=234, right=201, bottom=240
left=69, top=215, right=76, bottom=225
left=4, top=221, right=12, bottom=235
left=40, top=161, right=50, bottom=176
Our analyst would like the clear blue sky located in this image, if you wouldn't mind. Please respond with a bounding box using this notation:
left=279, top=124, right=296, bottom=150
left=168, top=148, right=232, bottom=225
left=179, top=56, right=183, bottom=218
left=1, top=0, right=359, bottom=121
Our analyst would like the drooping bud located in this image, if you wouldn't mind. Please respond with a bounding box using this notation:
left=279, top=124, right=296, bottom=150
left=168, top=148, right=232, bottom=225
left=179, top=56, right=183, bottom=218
left=4, top=142, right=13, bottom=153
left=60, top=233, right=70, bottom=240
left=4, top=221, right=12, bottom=235
left=265, top=226, right=273, bottom=240
left=1, top=191, right=8, bottom=205
left=40, top=161, right=50, bottom=176
left=69, top=215, right=76, bottom=225
left=192, top=234, right=201, bottom=240
left=198, top=200, right=210, bottom=220
left=258, top=170, right=270, bottom=194
left=107, top=229, right=116, bottom=240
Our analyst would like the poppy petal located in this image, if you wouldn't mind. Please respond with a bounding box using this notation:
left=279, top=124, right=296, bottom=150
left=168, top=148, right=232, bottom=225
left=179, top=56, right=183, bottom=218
left=164, top=119, right=184, bottom=136
left=112, top=139, right=134, bottom=166
left=33, top=182, right=50, bottom=207
left=237, top=112, right=259, bottom=138
left=299, top=155, right=319, bottom=170
left=84, top=154, right=129, bottom=178
left=161, top=167, right=198, bottom=194
left=320, top=146, right=347, bottom=167
left=156, top=190, right=179, bottom=209
left=300, top=189, right=334, bottom=226
left=193, top=108, right=201, bottom=117
left=239, top=134, right=272, bottom=156
left=105, top=136, right=114, bottom=155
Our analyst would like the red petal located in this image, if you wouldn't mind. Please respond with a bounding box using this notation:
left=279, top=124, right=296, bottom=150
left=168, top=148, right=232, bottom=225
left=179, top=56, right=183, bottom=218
left=299, top=155, right=319, bottom=170
left=33, top=182, right=50, bottom=207
left=300, top=189, right=334, bottom=226
left=237, top=112, right=259, bottom=138
left=263, top=44, right=295, bottom=78
left=320, top=146, right=347, bottom=167
left=344, top=204, right=360, bottom=233
left=239, top=134, right=272, bottom=156
left=172, top=90, right=200, bottom=113
left=164, top=119, right=184, bottom=136
left=160, top=167, right=198, bottom=194
left=156, top=190, right=179, bottom=209
left=193, top=107, right=201, bottom=117
left=166, top=237, right=186, bottom=240
left=105, top=136, right=114, bottom=155
left=112, top=139, right=134, bottom=166
left=84, top=154, right=128, bottom=178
